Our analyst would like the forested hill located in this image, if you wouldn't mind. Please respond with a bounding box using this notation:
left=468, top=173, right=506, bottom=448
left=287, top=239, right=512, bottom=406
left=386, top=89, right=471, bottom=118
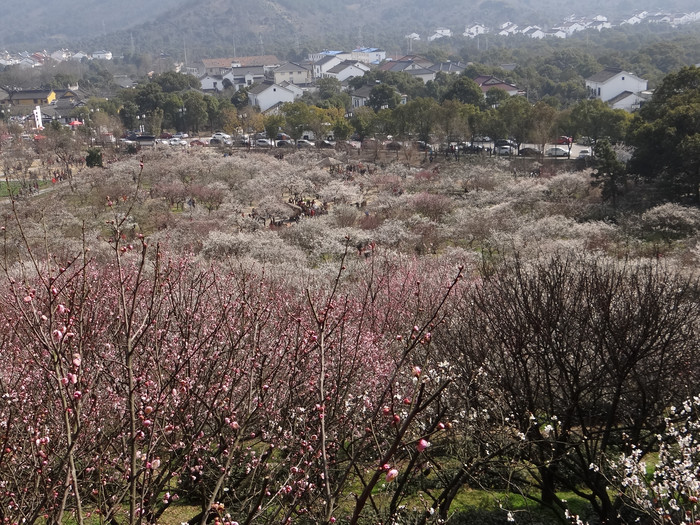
left=2, top=0, right=700, bottom=57
left=0, top=0, right=178, bottom=50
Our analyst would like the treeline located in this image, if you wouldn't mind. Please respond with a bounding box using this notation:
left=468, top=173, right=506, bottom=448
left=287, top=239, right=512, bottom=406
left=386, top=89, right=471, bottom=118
left=90, top=64, right=700, bottom=207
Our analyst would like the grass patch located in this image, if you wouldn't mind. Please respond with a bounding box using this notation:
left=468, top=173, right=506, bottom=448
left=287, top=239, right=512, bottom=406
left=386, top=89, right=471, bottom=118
left=0, top=179, right=51, bottom=197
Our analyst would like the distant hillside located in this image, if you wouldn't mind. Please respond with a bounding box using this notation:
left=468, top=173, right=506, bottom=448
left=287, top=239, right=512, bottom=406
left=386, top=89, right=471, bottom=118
left=2, top=0, right=699, bottom=58
left=0, top=0, right=184, bottom=50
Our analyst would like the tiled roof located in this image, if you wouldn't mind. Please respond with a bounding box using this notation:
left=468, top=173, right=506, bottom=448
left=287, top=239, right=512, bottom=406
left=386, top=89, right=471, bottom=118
left=607, top=90, right=634, bottom=104
left=586, top=67, right=623, bottom=83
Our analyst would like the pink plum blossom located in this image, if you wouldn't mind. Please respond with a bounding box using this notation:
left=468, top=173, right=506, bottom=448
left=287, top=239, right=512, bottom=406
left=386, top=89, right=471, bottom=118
left=385, top=468, right=399, bottom=482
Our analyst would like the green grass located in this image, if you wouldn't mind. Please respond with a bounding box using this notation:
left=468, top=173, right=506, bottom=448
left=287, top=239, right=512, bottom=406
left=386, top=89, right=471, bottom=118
left=0, top=179, right=51, bottom=197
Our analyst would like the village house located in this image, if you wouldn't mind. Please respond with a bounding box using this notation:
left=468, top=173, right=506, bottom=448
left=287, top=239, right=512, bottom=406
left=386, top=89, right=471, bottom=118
left=498, top=22, right=519, bottom=36
left=350, top=84, right=407, bottom=109
left=427, top=28, right=452, bottom=41
left=40, top=87, right=87, bottom=124
left=378, top=58, right=436, bottom=83
left=223, top=66, right=267, bottom=89
left=248, top=81, right=297, bottom=112
left=520, top=26, right=546, bottom=39
left=6, top=88, right=56, bottom=106
left=92, top=50, right=113, bottom=60
left=323, top=60, right=370, bottom=82
left=199, top=74, right=224, bottom=92
left=273, top=62, right=313, bottom=85
left=70, top=51, right=89, bottom=62
left=198, top=56, right=280, bottom=77
left=473, top=75, right=524, bottom=97
left=312, top=54, right=343, bottom=79
left=49, top=49, right=71, bottom=62
left=350, top=47, right=386, bottom=64
left=431, top=61, right=467, bottom=75
left=585, top=67, right=648, bottom=111
left=308, top=50, right=350, bottom=63
left=463, top=23, right=488, bottom=38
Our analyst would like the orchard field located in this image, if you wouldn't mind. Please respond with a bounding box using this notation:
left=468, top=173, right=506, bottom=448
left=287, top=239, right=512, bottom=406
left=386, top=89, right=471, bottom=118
left=0, top=142, right=699, bottom=525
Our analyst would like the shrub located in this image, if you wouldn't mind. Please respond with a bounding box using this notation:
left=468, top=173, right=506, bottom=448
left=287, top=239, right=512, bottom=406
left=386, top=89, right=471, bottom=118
left=85, top=147, right=103, bottom=168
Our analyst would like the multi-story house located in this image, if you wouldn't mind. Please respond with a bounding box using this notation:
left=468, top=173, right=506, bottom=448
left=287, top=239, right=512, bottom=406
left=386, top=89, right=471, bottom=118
left=586, top=67, right=648, bottom=111
left=272, top=62, right=312, bottom=85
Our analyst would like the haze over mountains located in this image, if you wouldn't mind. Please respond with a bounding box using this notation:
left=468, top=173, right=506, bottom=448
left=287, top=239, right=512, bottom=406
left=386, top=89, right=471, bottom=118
left=2, top=0, right=699, bottom=59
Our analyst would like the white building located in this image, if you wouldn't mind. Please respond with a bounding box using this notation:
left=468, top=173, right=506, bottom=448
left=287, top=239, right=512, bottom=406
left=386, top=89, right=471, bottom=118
left=323, top=60, right=370, bottom=82
left=463, top=24, right=488, bottom=38
left=586, top=67, right=648, bottom=111
left=199, top=74, right=224, bottom=92
left=92, top=50, right=113, bottom=60
left=248, top=81, right=297, bottom=112
left=312, top=55, right=342, bottom=79
left=427, top=28, right=452, bottom=41
left=350, top=48, right=386, bottom=64
left=273, top=62, right=313, bottom=85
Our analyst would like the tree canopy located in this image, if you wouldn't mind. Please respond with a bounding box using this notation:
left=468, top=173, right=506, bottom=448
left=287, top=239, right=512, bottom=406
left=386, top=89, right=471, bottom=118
left=628, top=66, right=700, bottom=204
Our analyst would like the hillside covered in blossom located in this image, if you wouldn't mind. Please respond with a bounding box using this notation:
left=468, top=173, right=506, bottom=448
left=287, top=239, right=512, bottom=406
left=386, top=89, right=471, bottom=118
left=0, top=140, right=698, bottom=524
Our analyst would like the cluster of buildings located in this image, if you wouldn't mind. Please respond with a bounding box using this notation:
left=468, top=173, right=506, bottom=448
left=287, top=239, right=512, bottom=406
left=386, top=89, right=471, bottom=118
left=0, top=49, right=112, bottom=69
left=0, top=84, right=89, bottom=127
left=416, top=9, right=700, bottom=42
left=187, top=50, right=650, bottom=113
left=0, top=37, right=655, bottom=129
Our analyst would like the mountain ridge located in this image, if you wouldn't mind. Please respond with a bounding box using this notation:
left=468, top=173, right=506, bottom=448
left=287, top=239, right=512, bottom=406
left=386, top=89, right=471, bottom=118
left=2, top=0, right=699, bottom=59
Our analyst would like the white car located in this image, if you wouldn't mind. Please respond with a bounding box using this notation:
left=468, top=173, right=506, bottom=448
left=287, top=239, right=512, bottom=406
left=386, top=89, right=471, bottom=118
left=211, top=132, right=231, bottom=141
left=296, top=139, right=315, bottom=148
left=545, top=146, right=569, bottom=157
left=256, top=138, right=273, bottom=147
left=578, top=148, right=592, bottom=159
left=169, top=138, right=187, bottom=146
left=495, top=145, right=513, bottom=155
left=173, top=132, right=189, bottom=139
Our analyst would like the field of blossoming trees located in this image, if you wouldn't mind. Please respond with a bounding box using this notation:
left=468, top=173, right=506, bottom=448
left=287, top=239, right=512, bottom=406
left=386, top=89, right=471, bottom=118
left=0, top=145, right=699, bottom=525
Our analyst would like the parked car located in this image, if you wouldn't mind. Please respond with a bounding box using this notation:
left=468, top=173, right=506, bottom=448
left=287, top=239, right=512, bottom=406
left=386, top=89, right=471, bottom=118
left=276, top=139, right=293, bottom=147
left=211, top=132, right=231, bottom=140
left=173, top=132, right=189, bottom=139
left=577, top=136, right=594, bottom=146
left=557, top=136, right=573, bottom=145
left=209, top=138, right=223, bottom=145
left=545, top=146, right=569, bottom=157
left=495, top=138, right=517, bottom=148
left=461, top=143, right=485, bottom=154
left=277, top=132, right=291, bottom=140
left=473, top=136, right=491, bottom=143
left=495, top=145, right=513, bottom=155
left=169, top=138, right=187, bottom=146
left=190, top=139, right=206, bottom=146
left=160, top=132, right=173, bottom=139
left=296, top=139, right=315, bottom=148
left=518, top=147, right=541, bottom=157
left=320, top=139, right=336, bottom=149
left=256, top=138, right=273, bottom=147
left=578, top=148, right=592, bottom=159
